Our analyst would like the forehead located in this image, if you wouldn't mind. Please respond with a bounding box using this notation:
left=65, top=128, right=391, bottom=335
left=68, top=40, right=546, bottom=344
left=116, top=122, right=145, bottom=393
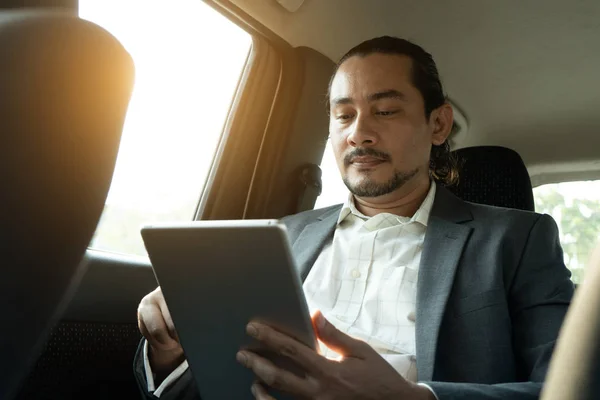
left=330, top=53, right=415, bottom=99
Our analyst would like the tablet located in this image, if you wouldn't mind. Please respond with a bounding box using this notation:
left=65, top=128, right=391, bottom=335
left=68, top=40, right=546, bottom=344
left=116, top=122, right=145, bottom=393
left=141, top=220, right=318, bottom=400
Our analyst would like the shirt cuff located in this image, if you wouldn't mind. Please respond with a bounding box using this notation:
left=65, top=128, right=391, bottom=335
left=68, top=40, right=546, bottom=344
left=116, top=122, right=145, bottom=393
left=143, top=340, right=190, bottom=398
left=418, top=382, right=440, bottom=400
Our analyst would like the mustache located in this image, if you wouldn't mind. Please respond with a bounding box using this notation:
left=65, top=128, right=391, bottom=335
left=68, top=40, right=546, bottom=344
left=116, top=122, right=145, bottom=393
left=344, top=147, right=391, bottom=166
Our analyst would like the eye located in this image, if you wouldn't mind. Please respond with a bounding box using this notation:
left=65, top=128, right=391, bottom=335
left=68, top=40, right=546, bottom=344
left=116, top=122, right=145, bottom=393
left=376, top=110, right=398, bottom=116
left=336, top=113, right=354, bottom=121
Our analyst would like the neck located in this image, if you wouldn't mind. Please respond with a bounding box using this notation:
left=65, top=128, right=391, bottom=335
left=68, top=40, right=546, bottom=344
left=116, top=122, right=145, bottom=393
left=353, top=175, right=431, bottom=218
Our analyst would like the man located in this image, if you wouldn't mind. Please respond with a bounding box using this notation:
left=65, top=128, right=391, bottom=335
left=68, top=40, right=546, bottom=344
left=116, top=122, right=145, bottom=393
left=134, top=36, right=574, bottom=399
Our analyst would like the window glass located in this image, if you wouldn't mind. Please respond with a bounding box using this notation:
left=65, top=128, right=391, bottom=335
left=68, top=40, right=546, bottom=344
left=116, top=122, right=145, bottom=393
left=534, top=180, right=600, bottom=284
left=79, top=0, right=252, bottom=256
left=314, top=138, right=349, bottom=209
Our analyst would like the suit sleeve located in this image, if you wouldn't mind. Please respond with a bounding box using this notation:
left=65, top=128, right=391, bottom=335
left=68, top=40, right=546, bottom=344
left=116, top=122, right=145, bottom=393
left=128, top=212, right=321, bottom=400
left=424, top=214, right=574, bottom=400
left=133, top=339, right=202, bottom=400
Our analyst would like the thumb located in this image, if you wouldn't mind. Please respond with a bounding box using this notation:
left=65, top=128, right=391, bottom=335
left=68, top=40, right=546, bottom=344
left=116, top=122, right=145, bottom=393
left=312, top=310, right=370, bottom=359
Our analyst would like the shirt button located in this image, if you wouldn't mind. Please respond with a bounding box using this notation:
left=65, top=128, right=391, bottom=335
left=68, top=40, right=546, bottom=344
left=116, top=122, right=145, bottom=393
left=351, top=269, right=361, bottom=279
left=407, top=311, right=416, bottom=322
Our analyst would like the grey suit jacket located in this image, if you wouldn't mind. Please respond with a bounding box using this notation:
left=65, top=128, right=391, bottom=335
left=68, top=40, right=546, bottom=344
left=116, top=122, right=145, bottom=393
left=134, top=186, right=574, bottom=400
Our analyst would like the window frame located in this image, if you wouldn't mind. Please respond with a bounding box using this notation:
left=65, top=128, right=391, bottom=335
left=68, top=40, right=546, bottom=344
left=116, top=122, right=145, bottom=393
left=197, top=0, right=305, bottom=221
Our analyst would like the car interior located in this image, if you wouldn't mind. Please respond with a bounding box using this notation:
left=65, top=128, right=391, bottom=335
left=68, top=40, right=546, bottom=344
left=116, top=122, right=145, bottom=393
left=1, top=1, right=598, bottom=399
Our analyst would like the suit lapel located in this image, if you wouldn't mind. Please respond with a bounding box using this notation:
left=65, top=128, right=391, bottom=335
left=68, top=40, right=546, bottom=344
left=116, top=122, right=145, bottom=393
left=289, top=187, right=475, bottom=380
left=292, top=207, right=340, bottom=282
left=416, top=187, right=473, bottom=381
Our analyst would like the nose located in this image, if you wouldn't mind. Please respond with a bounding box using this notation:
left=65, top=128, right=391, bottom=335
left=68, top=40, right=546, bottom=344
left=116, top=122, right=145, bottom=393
left=347, top=113, right=378, bottom=147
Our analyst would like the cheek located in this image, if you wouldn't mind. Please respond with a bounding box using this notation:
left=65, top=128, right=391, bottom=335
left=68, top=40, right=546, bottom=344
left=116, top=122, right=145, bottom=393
left=383, top=124, right=418, bottom=150
left=384, top=124, right=431, bottom=163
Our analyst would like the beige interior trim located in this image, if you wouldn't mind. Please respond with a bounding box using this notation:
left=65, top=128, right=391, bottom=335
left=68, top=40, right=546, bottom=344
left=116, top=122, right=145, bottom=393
left=259, top=46, right=335, bottom=218
left=199, top=0, right=302, bottom=220
left=529, top=160, right=600, bottom=188
left=199, top=35, right=283, bottom=220
left=242, top=46, right=304, bottom=219
left=209, top=0, right=292, bottom=49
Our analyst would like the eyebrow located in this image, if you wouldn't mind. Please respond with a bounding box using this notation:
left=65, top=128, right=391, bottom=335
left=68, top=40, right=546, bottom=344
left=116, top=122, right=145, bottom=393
left=330, top=89, right=407, bottom=107
left=368, top=89, right=407, bottom=102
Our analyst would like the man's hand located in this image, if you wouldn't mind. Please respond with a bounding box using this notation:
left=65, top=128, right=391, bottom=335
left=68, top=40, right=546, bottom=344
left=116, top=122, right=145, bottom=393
left=236, top=311, right=435, bottom=400
left=137, top=287, right=185, bottom=377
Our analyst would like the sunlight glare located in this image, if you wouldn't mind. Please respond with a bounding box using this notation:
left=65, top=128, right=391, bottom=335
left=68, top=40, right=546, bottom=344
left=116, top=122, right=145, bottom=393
left=79, top=1, right=252, bottom=255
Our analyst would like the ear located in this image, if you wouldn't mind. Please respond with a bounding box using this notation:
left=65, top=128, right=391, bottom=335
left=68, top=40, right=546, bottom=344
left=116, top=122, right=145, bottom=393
left=430, top=103, right=454, bottom=146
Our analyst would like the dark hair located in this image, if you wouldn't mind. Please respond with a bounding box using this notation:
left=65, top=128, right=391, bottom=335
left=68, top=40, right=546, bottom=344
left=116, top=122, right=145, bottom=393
left=328, top=36, right=459, bottom=186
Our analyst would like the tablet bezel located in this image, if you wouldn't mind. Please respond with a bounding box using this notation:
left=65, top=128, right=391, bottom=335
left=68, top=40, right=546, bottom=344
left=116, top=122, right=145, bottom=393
left=141, top=219, right=318, bottom=400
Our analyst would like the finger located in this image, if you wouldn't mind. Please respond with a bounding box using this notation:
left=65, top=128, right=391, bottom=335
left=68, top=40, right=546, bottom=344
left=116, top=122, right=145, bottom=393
left=237, top=351, right=317, bottom=398
left=138, top=301, right=180, bottom=351
left=156, top=291, right=179, bottom=341
left=251, top=383, right=275, bottom=400
left=147, top=287, right=178, bottom=340
left=313, top=310, right=371, bottom=358
left=246, top=322, right=329, bottom=374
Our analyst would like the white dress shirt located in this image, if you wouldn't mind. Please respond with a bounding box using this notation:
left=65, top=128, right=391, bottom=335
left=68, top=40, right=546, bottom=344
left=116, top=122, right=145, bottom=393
left=145, top=182, right=438, bottom=398
left=303, top=181, right=435, bottom=381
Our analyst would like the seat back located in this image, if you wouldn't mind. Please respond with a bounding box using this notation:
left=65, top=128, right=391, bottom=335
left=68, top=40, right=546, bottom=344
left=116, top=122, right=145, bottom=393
left=0, top=10, right=134, bottom=399
left=446, top=146, right=534, bottom=211
left=541, top=245, right=600, bottom=400
left=15, top=253, right=158, bottom=400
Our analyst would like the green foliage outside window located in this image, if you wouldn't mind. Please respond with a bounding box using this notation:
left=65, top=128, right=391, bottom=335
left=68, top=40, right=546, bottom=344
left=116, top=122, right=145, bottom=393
left=534, top=181, right=600, bottom=284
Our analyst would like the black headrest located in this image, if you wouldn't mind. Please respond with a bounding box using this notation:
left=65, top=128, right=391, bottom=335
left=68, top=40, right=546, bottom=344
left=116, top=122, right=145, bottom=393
left=0, top=10, right=134, bottom=399
left=446, top=146, right=535, bottom=211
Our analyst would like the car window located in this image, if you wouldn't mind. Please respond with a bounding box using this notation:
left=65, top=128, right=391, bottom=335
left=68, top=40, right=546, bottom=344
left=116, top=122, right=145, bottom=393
left=79, top=0, right=252, bottom=257
left=314, top=138, right=348, bottom=209
left=534, top=180, right=600, bottom=284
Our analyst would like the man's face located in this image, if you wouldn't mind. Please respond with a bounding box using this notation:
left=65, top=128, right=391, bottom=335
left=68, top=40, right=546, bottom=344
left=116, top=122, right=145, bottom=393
left=328, top=53, right=440, bottom=198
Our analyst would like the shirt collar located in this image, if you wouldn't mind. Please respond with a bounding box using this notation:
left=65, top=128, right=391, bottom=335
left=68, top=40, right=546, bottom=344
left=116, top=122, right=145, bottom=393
left=337, top=180, right=437, bottom=226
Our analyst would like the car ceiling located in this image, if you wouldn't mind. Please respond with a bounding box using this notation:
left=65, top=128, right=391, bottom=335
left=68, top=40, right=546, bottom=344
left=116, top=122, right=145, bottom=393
left=224, top=0, right=600, bottom=182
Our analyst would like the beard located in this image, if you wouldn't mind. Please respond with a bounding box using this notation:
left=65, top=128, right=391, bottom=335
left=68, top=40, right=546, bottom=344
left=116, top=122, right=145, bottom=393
left=343, top=167, right=419, bottom=197
left=342, top=147, right=419, bottom=197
